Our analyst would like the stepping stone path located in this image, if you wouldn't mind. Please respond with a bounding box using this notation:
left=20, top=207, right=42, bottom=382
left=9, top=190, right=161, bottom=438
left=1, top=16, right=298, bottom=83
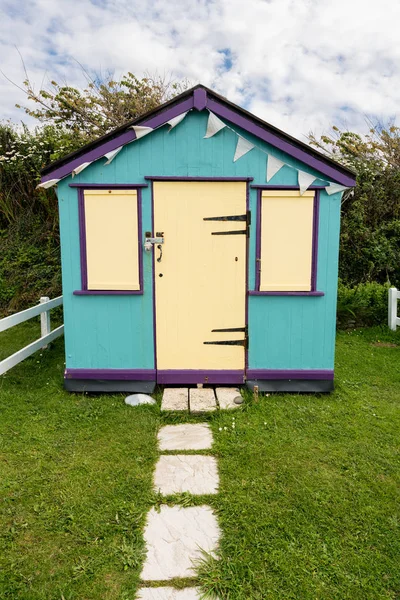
left=138, top=388, right=238, bottom=599
left=158, top=424, right=213, bottom=451
left=161, top=387, right=242, bottom=413
left=137, top=589, right=204, bottom=600
left=154, top=455, right=219, bottom=495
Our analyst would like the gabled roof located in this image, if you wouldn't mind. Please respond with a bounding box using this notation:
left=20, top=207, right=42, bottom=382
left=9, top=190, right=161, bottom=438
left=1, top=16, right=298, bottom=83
left=41, top=84, right=356, bottom=187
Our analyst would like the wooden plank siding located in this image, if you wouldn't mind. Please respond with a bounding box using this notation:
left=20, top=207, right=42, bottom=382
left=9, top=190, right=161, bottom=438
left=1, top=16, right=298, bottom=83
left=57, top=110, right=341, bottom=372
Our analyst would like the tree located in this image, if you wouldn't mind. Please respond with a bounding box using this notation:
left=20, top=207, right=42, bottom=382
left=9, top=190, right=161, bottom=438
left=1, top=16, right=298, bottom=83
left=309, top=124, right=400, bottom=285
left=13, top=69, right=189, bottom=140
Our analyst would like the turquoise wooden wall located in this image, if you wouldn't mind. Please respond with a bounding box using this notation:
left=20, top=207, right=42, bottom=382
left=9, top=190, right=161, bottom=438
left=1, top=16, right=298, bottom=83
left=57, top=110, right=342, bottom=371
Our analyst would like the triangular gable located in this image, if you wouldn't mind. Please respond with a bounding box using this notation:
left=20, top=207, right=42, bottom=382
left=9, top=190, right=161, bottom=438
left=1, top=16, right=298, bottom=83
left=40, top=85, right=356, bottom=187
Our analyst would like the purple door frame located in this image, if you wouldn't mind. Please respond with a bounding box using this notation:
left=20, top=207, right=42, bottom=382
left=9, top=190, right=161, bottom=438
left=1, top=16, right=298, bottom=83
left=150, top=177, right=249, bottom=385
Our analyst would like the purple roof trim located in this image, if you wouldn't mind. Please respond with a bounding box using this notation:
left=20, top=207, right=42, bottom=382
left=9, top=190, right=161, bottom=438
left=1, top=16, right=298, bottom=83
left=193, top=87, right=207, bottom=111
left=65, top=369, right=156, bottom=380
left=41, top=97, right=194, bottom=183
left=206, top=97, right=354, bottom=187
left=41, top=86, right=355, bottom=186
left=157, top=370, right=244, bottom=384
left=246, top=369, right=334, bottom=380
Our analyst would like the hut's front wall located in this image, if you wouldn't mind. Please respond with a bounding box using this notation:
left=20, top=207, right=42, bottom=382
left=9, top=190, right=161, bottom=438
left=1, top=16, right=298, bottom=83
left=58, top=110, right=342, bottom=391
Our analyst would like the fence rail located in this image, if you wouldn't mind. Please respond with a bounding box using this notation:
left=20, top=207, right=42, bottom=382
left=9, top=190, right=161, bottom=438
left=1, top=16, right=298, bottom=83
left=388, top=287, right=400, bottom=331
left=0, top=296, right=64, bottom=376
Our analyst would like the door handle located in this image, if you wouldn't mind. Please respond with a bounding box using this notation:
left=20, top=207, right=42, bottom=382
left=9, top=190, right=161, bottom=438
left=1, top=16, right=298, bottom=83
left=157, top=244, right=163, bottom=263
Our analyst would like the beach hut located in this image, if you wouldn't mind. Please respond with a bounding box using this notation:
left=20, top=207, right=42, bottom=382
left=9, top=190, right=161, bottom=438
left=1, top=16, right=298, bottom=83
left=40, top=85, right=356, bottom=393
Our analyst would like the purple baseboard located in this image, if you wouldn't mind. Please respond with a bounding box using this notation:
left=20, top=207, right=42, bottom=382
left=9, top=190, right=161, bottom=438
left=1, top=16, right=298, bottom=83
left=246, top=369, right=334, bottom=380
left=64, top=368, right=333, bottom=384
left=157, top=370, right=244, bottom=384
left=65, top=369, right=156, bottom=381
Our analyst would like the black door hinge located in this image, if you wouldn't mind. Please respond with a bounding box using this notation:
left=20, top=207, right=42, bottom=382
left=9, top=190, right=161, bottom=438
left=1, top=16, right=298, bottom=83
left=204, top=326, right=248, bottom=349
left=204, top=211, right=251, bottom=237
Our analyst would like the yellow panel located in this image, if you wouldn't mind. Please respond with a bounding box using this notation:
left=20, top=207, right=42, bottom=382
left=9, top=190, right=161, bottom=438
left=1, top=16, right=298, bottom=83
left=260, top=190, right=314, bottom=292
left=84, top=189, right=140, bottom=290
left=154, top=181, right=246, bottom=370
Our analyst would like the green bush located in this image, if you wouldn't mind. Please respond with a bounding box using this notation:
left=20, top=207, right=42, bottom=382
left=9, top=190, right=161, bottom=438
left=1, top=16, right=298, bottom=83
left=337, top=280, right=390, bottom=328
left=0, top=214, right=61, bottom=317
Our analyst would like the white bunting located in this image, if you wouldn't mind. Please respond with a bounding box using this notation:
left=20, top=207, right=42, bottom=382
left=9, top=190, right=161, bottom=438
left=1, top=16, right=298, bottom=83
left=166, top=111, right=189, bottom=130
left=204, top=111, right=226, bottom=138
left=36, top=178, right=60, bottom=189
left=131, top=126, right=154, bottom=140
left=233, top=136, right=255, bottom=162
left=298, top=170, right=317, bottom=195
left=104, top=146, right=123, bottom=165
left=266, top=155, right=285, bottom=182
left=71, top=162, right=92, bottom=178
left=326, top=183, right=351, bottom=196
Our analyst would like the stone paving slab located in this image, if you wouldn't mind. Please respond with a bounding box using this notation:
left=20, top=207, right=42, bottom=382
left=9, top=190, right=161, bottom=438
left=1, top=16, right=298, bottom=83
left=189, top=388, right=217, bottom=413
left=154, top=455, right=219, bottom=495
left=158, top=423, right=213, bottom=451
left=137, top=587, right=204, bottom=599
left=140, top=505, right=220, bottom=580
left=161, top=388, right=188, bottom=411
left=215, top=387, right=242, bottom=409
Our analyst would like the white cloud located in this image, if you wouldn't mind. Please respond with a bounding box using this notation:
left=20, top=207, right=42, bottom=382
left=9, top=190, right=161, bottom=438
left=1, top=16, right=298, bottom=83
left=0, top=0, right=399, bottom=139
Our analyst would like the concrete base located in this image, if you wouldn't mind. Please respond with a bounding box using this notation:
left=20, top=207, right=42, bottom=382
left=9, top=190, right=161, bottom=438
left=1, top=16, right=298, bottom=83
left=64, top=378, right=156, bottom=393
left=246, top=379, right=334, bottom=393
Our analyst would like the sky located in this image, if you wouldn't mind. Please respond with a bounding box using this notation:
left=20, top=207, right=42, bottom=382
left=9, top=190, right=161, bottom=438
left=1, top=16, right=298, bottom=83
left=0, top=0, right=399, bottom=141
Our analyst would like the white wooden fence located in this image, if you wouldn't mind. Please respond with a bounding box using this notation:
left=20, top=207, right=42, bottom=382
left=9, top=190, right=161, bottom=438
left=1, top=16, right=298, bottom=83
left=0, top=296, right=64, bottom=376
left=388, top=287, right=400, bottom=331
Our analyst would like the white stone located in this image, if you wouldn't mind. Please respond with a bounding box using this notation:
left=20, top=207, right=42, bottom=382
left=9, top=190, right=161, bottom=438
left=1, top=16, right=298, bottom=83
left=125, top=394, right=156, bottom=407
left=154, top=455, right=219, bottom=495
left=215, top=387, right=242, bottom=409
left=189, top=388, right=216, bottom=413
left=161, top=388, right=188, bottom=411
left=158, top=424, right=213, bottom=451
left=140, top=505, right=220, bottom=580
left=137, top=588, right=203, bottom=599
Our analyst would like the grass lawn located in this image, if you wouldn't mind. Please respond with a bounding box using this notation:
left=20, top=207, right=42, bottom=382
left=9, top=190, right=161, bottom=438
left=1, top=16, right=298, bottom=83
left=0, top=324, right=399, bottom=599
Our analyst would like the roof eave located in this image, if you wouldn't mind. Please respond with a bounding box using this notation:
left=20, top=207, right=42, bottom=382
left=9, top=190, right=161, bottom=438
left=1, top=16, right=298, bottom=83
left=41, top=84, right=356, bottom=186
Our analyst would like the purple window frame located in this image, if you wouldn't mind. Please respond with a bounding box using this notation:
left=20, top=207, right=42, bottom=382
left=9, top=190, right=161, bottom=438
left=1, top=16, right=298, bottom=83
left=249, top=186, right=324, bottom=297
left=72, top=184, right=147, bottom=296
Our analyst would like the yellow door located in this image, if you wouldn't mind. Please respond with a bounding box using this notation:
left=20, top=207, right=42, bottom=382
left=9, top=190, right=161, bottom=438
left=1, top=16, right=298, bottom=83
left=154, top=181, right=247, bottom=372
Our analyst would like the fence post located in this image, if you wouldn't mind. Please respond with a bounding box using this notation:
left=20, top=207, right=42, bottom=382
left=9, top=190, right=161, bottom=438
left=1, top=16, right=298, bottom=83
left=40, top=296, right=51, bottom=348
left=388, top=287, right=398, bottom=331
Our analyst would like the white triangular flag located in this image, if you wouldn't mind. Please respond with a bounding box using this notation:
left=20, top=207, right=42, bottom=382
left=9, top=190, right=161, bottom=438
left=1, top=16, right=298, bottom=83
left=131, top=126, right=153, bottom=140
left=104, top=146, right=123, bottom=165
left=166, top=111, right=189, bottom=131
left=72, top=162, right=92, bottom=178
left=298, top=170, right=317, bottom=195
left=204, top=111, right=226, bottom=138
left=36, top=178, right=60, bottom=189
left=325, top=183, right=351, bottom=195
left=266, top=155, right=285, bottom=182
left=233, top=136, right=255, bottom=162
